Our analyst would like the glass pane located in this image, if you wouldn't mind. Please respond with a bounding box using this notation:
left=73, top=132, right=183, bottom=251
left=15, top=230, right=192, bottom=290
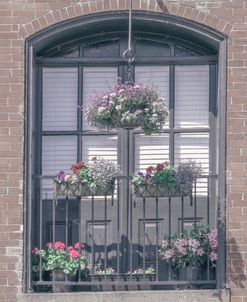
left=175, top=65, right=209, bottom=129
left=42, top=68, right=78, bottom=131
left=42, top=136, right=77, bottom=199
left=135, top=39, right=170, bottom=57
left=174, top=132, right=209, bottom=196
left=82, top=67, right=118, bottom=131
left=53, top=47, right=79, bottom=58
left=82, top=135, right=118, bottom=163
left=134, top=134, right=169, bottom=173
left=135, top=65, right=170, bottom=128
left=84, top=40, right=119, bottom=58
left=175, top=45, right=201, bottom=56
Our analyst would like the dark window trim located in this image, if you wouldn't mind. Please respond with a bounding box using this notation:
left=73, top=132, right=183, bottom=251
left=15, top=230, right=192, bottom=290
left=24, top=11, right=227, bottom=293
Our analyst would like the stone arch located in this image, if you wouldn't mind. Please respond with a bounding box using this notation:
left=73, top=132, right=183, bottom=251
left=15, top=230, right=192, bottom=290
left=19, top=0, right=233, bottom=40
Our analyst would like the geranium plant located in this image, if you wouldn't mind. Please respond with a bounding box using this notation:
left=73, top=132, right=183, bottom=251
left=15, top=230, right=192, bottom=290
left=32, top=242, right=88, bottom=277
left=159, top=226, right=218, bottom=269
left=54, top=157, right=119, bottom=196
left=132, top=160, right=202, bottom=197
left=84, top=79, right=168, bottom=135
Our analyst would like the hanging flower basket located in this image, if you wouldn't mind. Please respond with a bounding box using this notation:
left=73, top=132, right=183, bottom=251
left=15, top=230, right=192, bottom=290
left=54, top=158, right=119, bottom=197
left=84, top=79, right=168, bottom=135
left=132, top=161, right=202, bottom=198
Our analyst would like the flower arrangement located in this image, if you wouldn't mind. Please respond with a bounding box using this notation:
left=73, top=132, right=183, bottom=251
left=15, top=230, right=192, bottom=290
left=159, top=226, right=218, bottom=269
left=95, top=267, right=116, bottom=276
left=132, top=160, right=202, bottom=197
left=32, top=242, right=87, bottom=277
left=131, top=266, right=155, bottom=275
left=84, top=79, right=168, bottom=135
left=55, top=157, right=119, bottom=196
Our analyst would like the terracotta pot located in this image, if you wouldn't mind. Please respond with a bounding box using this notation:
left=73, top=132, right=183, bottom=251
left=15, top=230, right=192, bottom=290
left=52, top=269, right=75, bottom=293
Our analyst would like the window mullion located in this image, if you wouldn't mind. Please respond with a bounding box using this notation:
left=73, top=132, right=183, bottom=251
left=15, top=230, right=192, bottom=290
left=78, top=66, right=83, bottom=161
left=169, top=64, right=175, bottom=165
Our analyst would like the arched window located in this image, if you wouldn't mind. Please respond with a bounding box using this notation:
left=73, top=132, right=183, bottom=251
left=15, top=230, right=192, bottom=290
left=24, top=12, right=226, bottom=292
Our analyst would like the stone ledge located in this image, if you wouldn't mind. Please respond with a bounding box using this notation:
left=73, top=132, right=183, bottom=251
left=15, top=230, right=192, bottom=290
left=17, top=289, right=230, bottom=302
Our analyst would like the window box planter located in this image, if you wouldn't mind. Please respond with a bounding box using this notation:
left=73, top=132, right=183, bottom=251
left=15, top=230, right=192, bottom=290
left=133, top=184, right=191, bottom=198
left=54, top=181, right=115, bottom=197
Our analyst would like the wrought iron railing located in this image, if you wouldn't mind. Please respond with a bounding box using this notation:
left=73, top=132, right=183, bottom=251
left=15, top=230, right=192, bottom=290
left=32, top=175, right=217, bottom=291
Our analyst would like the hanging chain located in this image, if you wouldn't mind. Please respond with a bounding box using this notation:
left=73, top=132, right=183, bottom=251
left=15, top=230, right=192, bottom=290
left=123, top=0, right=135, bottom=83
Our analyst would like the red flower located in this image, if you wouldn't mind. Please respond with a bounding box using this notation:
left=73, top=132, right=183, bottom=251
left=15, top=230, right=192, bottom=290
left=156, top=163, right=164, bottom=172
left=92, top=156, right=97, bottom=161
left=32, top=247, right=39, bottom=254
left=54, top=242, right=65, bottom=250
left=45, top=242, right=53, bottom=248
left=74, top=242, right=85, bottom=250
left=70, top=161, right=87, bottom=174
left=69, top=249, right=81, bottom=259
left=146, top=166, right=153, bottom=173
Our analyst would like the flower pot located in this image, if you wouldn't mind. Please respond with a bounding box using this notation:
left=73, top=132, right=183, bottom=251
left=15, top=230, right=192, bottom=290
left=133, top=184, right=191, bottom=198
left=179, top=266, right=200, bottom=281
left=54, top=181, right=114, bottom=197
left=52, top=269, right=75, bottom=293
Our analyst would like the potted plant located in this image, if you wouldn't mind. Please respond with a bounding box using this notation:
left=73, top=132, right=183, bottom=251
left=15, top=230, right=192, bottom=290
left=32, top=242, right=88, bottom=292
left=95, top=267, right=117, bottom=281
left=132, top=160, right=202, bottom=198
left=125, top=266, right=156, bottom=281
left=159, top=226, right=217, bottom=282
left=84, top=79, right=168, bottom=134
left=54, top=157, right=119, bottom=197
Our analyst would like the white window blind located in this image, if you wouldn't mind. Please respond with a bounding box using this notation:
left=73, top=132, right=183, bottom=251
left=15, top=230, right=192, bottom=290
left=83, top=67, right=118, bottom=130
left=43, top=68, right=78, bottom=131
left=134, top=134, right=169, bottom=173
left=42, top=136, right=77, bottom=199
left=175, top=65, right=209, bottom=128
left=82, top=135, right=118, bottom=163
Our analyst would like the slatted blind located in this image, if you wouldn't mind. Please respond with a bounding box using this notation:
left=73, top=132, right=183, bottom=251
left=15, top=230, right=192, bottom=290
left=82, top=135, right=118, bottom=163
left=42, top=136, right=77, bottom=199
left=175, top=65, right=209, bottom=128
left=134, top=134, right=169, bottom=172
left=43, top=68, right=78, bottom=131
left=83, top=67, right=118, bottom=130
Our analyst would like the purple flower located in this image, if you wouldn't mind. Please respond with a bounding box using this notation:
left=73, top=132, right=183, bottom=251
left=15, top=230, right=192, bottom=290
left=57, top=170, right=66, bottom=181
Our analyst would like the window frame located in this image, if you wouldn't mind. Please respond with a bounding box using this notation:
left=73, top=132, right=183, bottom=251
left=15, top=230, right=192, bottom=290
left=24, top=11, right=227, bottom=292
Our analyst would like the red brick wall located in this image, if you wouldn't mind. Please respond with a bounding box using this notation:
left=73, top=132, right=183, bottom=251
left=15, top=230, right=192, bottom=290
left=0, top=0, right=246, bottom=301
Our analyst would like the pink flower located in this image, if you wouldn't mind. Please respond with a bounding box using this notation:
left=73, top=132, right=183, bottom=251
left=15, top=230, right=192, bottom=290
left=54, top=242, right=65, bottom=250
left=32, top=247, right=39, bottom=254
left=74, top=242, right=84, bottom=250
left=67, top=245, right=74, bottom=251
left=208, top=229, right=218, bottom=251
left=45, top=242, right=53, bottom=248
left=177, top=246, right=187, bottom=255
left=69, top=250, right=81, bottom=259
left=164, top=249, right=175, bottom=260
left=209, top=251, right=217, bottom=262
left=196, top=248, right=205, bottom=257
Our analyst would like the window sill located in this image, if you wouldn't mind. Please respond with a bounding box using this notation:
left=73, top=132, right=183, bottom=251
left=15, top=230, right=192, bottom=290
left=17, top=289, right=230, bottom=302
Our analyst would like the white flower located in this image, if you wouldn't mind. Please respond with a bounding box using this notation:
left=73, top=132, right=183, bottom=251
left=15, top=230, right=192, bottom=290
left=98, top=107, right=106, bottom=112
left=110, top=92, right=117, bottom=98
left=115, top=105, right=122, bottom=110
left=118, top=89, right=124, bottom=94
